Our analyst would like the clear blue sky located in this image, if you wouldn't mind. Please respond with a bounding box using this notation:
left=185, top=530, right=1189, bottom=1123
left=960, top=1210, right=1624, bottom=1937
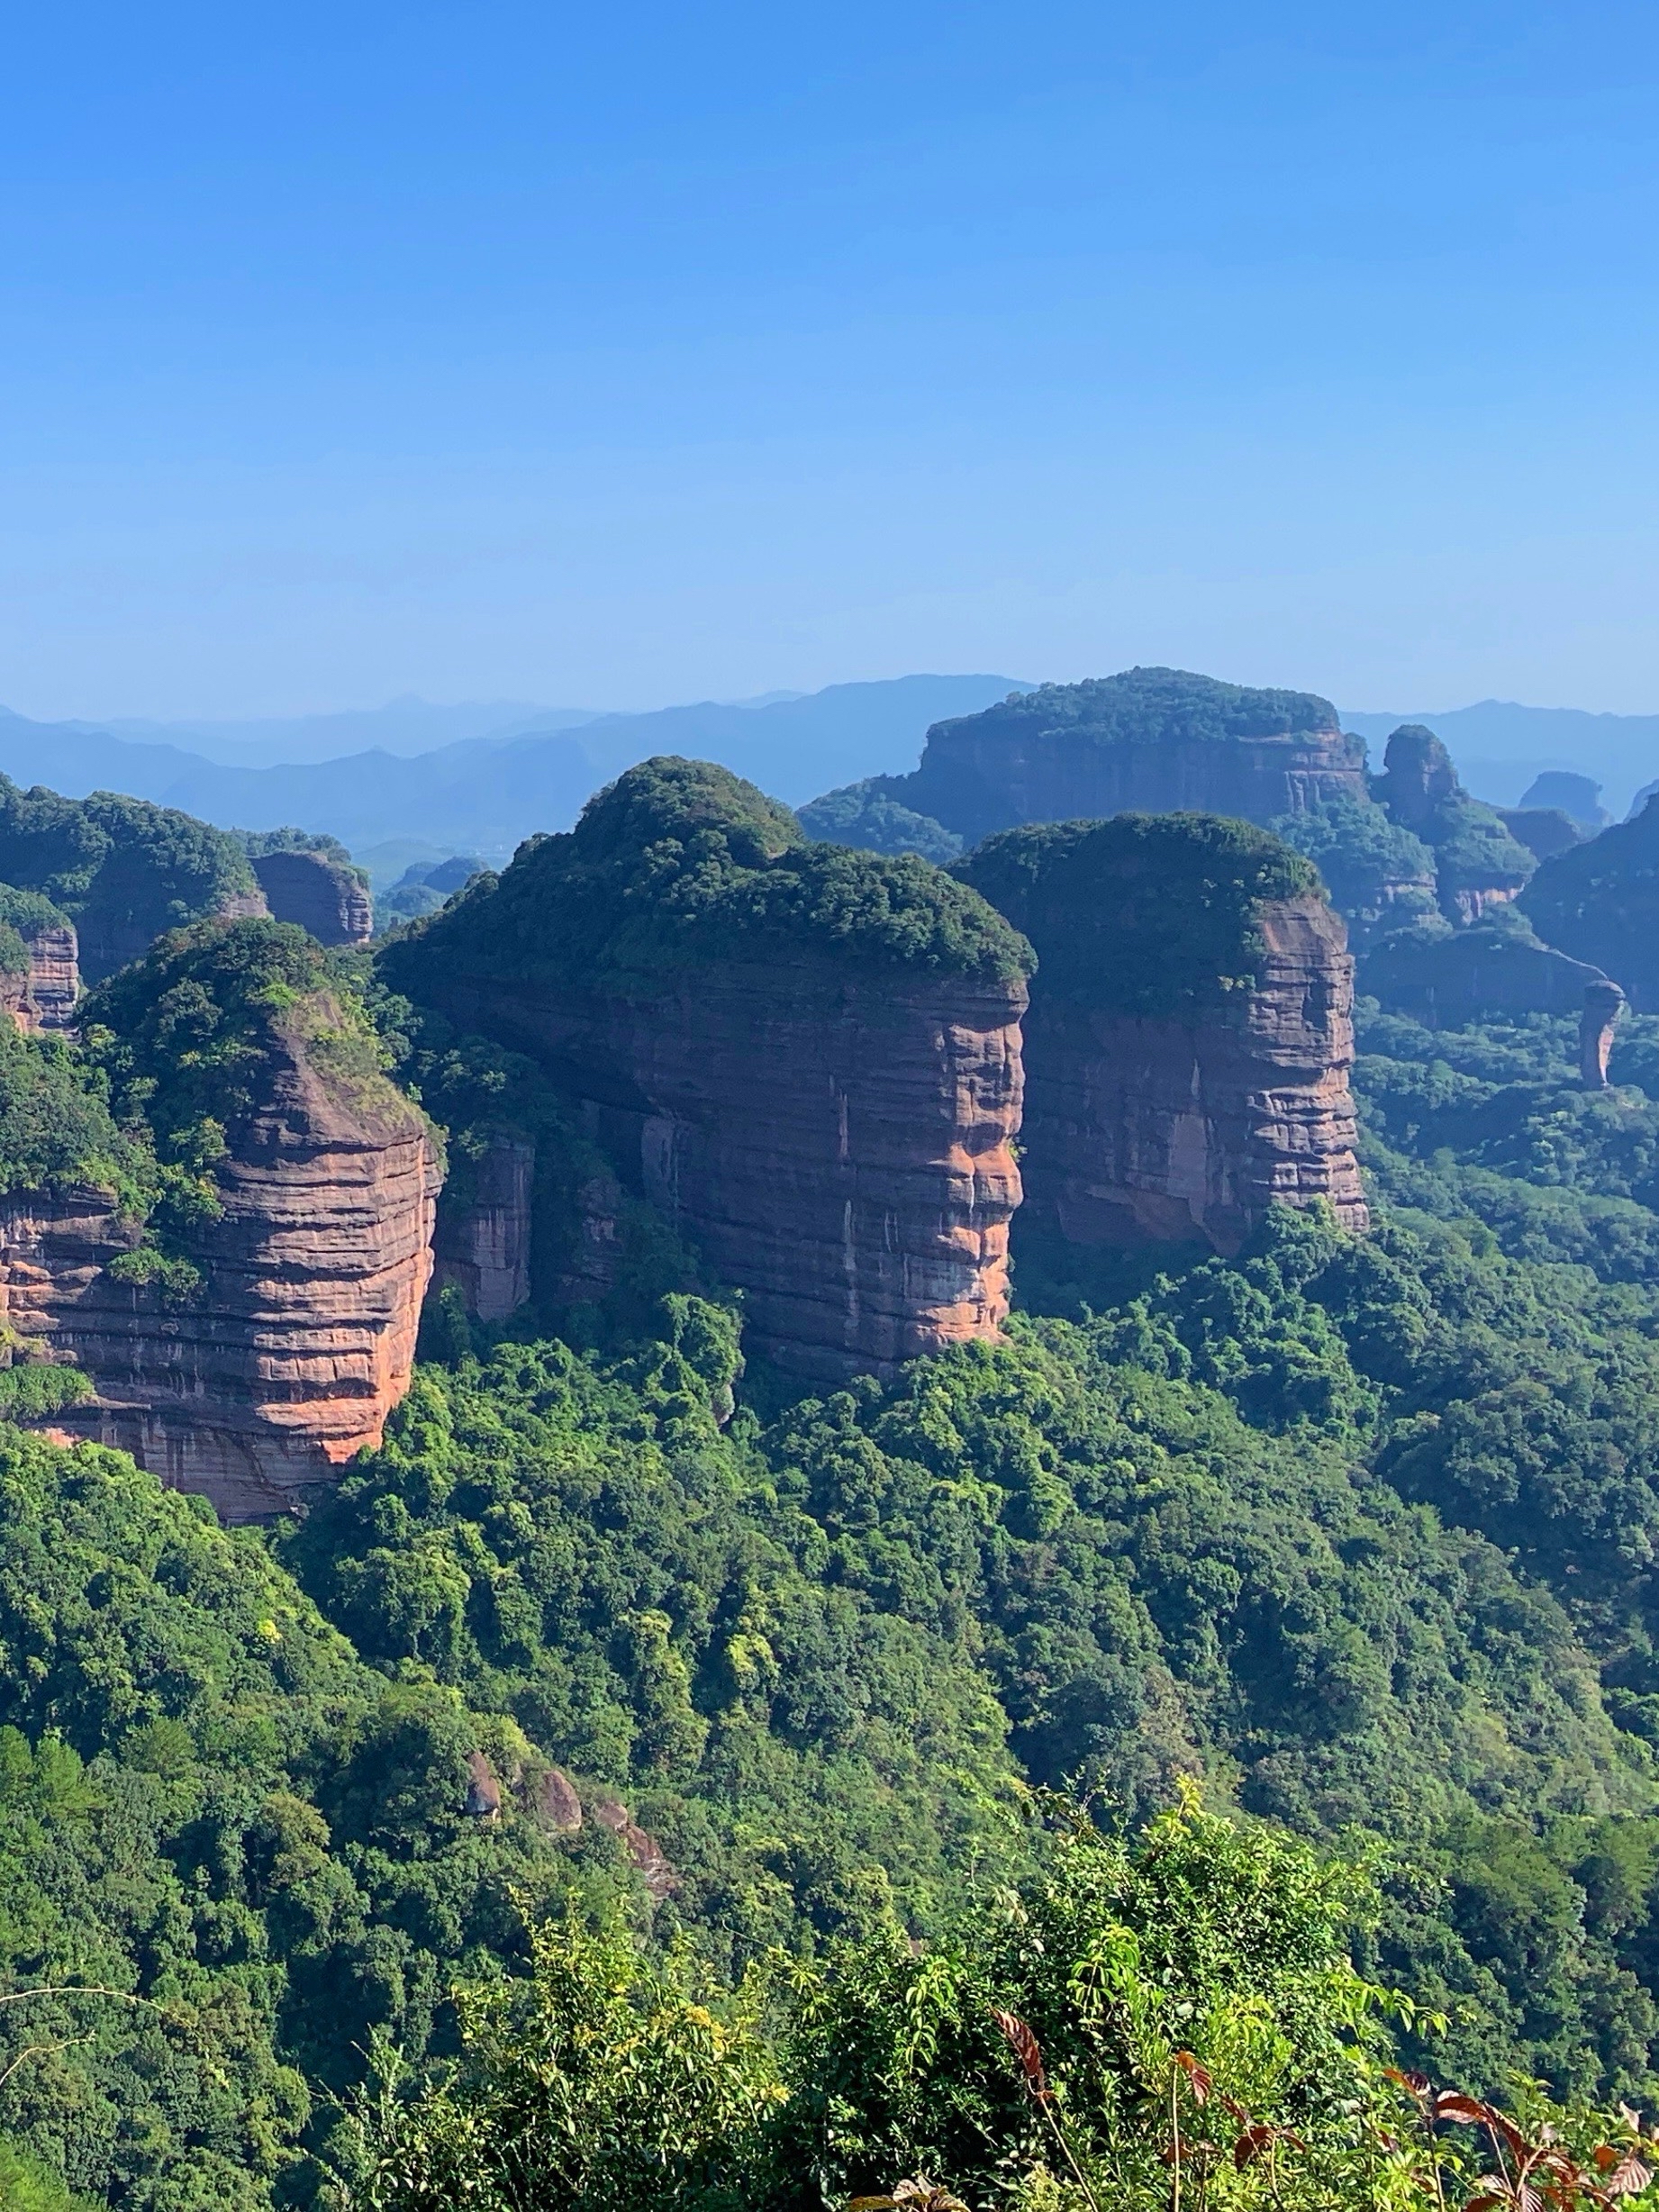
left=4, top=1, right=1657, bottom=720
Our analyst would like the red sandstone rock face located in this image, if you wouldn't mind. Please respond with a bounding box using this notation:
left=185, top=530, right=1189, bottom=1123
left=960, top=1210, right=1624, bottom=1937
left=1017, top=897, right=1367, bottom=1254
left=0, top=923, right=80, bottom=1036
left=2, top=1018, right=439, bottom=1519
left=252, top=851, right=373, bottom=947
left=425, top=961, right=1026, bottom=1377
left=433, top=1134, right=535, bottom=1320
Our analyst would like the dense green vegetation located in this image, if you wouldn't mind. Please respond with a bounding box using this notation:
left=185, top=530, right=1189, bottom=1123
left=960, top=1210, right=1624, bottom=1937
left=933, top=666, right=1344, bottom=745
left=17, top=769, right=1659, bottom=2204
left=1270, top=794, right=1437, bottom=944
left=0, top=777, right=258, bottom=982
left=357, top=1790, right=1659, bottom=2212
left=795, top=776, right=964, bottom=863
left=1368, top=726, right=1536, bottom=917
left=384, top=757, right=1032, bottom=1000
left=957, top=813, right=1320, bottom=1016
left=1522, top=800, right=1659, bottom=1008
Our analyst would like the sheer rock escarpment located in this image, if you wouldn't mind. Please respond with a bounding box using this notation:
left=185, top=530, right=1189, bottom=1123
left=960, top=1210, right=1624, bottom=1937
left=252, top=849, right=374, bottom=946
left=432, top=1133, right=535, bottom=1320
left=385, top=757, right=1031, bottom=1377
left=959, top=815, right=1367, bottom=1255
left=828, top=669, right=1367, bottom=852
left=1364, top=919, right=1627, bottom=1090
left=0, top=890, right=80, bottom=1032
left=5, top=924, right=439, bottom=1518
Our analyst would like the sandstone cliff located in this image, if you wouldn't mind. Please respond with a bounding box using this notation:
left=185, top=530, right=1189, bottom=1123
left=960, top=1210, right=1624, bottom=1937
left=6, top=921, right=440, bottom=1518
left=843, top=668, right=1367, bottom=850
left=252, top=849, right=374, bottom=946
left=960, top=816, right=1367, bottom=1254
left=0, top=890, right=80, bottom=1031
left=431, top=1133, right=535, bottom=1321
left=1373, top=724, right=1536, bottom=926
left=385, top=757, right=1030, bottom=1377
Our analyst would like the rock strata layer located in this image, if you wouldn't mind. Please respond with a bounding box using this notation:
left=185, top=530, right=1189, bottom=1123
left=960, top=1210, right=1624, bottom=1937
left=961, top=817, right=1368, bottom=1255
left=386, top=757, right=1032, bottom=1377
left=4, top=1019, right=439, bottom=1518
left=426, top=963, right=1026, bottom=1373
left=252, top=850, right=374, bottom=946
left=0, top=919, right=79, bottom=1033
left=886, top=668, right=1368, bottom=848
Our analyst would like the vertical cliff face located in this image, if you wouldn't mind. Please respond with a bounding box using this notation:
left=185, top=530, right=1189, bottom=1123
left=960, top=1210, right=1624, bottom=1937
left=432, top=1133, right=535, bottom=1320
left=0, top=891, right=81, bottom=1033
left=1520, top=796, right=1659, bottom=1011
left=5, top=921, right=440, bottom=1518
left=385, top=757, right=1032, bottom=1377
left=960, top=817, right=1367, bottom=1255
left=2, top=1033, right=439, bottom=1517
left=252, top=849, right=374, bottom=946
left=879, top=669, right=1367, bottom=849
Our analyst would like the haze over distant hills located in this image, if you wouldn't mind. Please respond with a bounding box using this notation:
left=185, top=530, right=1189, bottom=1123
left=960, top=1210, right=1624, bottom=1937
left=0, top=674, right=1027, bottom=860
left=8, top=677, right=1659, bottom=866
left=1342, top=702, right=1659, bottom=817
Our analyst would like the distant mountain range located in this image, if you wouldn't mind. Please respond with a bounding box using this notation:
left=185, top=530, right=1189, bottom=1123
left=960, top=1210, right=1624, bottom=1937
left=8, top=680, right=1658, bottom=867
left=1341, top=702, right=1659, bottom=817
left=0, top=675, right=1028, bottom=864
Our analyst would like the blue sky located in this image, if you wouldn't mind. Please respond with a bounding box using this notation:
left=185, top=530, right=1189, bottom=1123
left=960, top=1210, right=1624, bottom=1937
left=4, top=1, right=1657, bottom=719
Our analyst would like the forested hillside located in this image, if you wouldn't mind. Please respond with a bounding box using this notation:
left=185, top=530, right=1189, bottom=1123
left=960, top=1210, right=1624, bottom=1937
left=8, top=837, right=1659, bottom=2201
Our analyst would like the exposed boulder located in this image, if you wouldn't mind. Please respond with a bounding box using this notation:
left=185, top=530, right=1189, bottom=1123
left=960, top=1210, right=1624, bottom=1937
left=385, top=757, right=1030, bottom=1378
left=819, top=668, right=1367, bottom=852
left=251, top=848, right=373, bottom=946
left=958, top=814, right=1367, bottom=1254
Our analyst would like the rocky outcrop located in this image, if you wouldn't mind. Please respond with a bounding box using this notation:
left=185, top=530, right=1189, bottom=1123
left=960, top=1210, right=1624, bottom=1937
left=2, top=1017, right=440, bottom=1519
left=853, top=668, right=1367, bottom=850
left=1363, top=921, right=1626, bottom=1093
left=1498, top=808, right=1583, bottom=863
left=1520, top=797, right=1659, bottom=1011
left=961, top=817, right=1367, bottom=1255
left=1373, top=724, right=1536, bottom=926
left=1582, top=980, right=1626, bottom=1091
left=252, top=850, right=373, bottom=946
left=425, top=963, right=1025, bottom=1374
left=385, top=757, right=1031, bottom=1378
left=0, top=920, right=79, bottom=1034
left=432, top=1135, right=534, bottom=1320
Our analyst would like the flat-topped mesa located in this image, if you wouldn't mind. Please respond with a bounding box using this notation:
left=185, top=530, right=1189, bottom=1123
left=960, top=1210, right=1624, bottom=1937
left=888, top=668, right=1367, bottom=850
left=385, top=756, right=1032, bottom=1377
left=252, top=848, right=374, bottom=946
left=958, top=815, right=1367, bottom=1255
left=0, top=775, right=268, bottom=983
left=0, top=887, right=80, bottom=1032
left=4, top=920, right=439, bottom=1519
left=1372, top=724, right=1536, bottom=927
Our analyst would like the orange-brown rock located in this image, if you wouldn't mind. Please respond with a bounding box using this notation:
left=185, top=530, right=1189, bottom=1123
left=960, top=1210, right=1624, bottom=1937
left=386, top=757, right=1032, bottom=1379
left=3, top=1014, right=440, bottom=1519
left=428, top=962, right=1025, bottom=1374
left=252, top=849, right=373, bottom=946
left=960, top=815, right=1367, bottom=1256
left=433, top=1134, right=534, bottom=1320
left=16, top=921, right=80, bottom=1030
